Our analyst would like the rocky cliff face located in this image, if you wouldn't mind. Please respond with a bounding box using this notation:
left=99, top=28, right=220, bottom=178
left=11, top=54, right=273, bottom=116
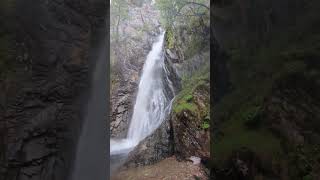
left=121, top=54, right=180, bottom=168
left=121, top=13, right=210, bottom=171
left=0, top=0, right=106, bottom=179
left=110, top=1, right=161, bottom=138
left=213, top=0, right=320, bottom=179
left=121, top=51, right=210, bottom=169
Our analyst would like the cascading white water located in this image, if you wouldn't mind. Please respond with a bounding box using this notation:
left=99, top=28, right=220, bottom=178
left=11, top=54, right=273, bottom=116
left=110, top=31, right=173, bottom=155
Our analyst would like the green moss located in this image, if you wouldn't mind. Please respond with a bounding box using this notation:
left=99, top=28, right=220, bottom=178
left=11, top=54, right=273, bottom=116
left=173, top=101, right=197, bottom=114
left=201, top=114, right=210, bottom=129
left=213, top=105, right=282, bottom=163
left=202, top=121, right=210, bottom=129
left=184, top=94, right=193, bottom=102
left=173, top=63, right=209, bottom=115
left=184, top=35, right=204, bottom=59
left=166, top=28, right=175, bottom=49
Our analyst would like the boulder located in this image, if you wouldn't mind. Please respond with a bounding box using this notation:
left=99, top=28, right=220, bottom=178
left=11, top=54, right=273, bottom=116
left=123, top=118, right=173, bottom=168
left=166, top=49, right=179, bottom=61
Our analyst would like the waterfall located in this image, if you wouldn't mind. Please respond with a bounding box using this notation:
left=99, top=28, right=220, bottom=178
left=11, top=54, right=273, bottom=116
left=70, top=29, right=108, bottom=180
left=110, top=31, right=174, bottom=155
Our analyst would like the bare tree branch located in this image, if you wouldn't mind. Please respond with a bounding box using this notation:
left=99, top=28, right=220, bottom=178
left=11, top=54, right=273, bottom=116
left=183, top=1, right=210, bottom=10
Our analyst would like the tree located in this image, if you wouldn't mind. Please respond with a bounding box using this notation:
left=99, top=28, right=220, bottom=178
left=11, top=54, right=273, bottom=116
left=155, top=0, right=209, bottom=29
left=110, top=0, right=130, bottom=43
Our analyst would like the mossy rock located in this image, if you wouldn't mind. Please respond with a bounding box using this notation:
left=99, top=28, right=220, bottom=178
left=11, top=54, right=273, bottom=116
left=172, top=63, right=210, bottom=130
left=173, top=101, right=197, bottom=114
left=165, top=27, right=175, bottom=49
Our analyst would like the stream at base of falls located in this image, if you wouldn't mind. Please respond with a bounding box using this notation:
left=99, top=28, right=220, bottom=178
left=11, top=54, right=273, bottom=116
left=110, top=31, right=175, bottom=172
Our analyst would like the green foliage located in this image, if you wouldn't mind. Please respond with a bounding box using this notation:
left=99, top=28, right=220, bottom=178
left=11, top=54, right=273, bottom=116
left=212, top=104, right=282, bottom=163
left=155, top=0, right=181, bottom=28
left=156, top=0, right=209, bottom=58
left=155, top=0, right=209, bottom=27
left=184, top=94, right=193, bottom=102
left=173, top=101, right=196, bottom=114
left=173, top=63, right=209, bottom=115
left=201, top=114, right=210, bottom=129
left=180, top=61, right=209, bottom=88
left=202, top=121, right=209, bottom=129
left=184, top=34, right=204, bottom=59
left=165, top=27, right=175, bottom=49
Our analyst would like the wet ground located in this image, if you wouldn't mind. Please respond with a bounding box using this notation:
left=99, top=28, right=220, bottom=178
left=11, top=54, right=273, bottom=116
left=111, top=156, right=208, bottom=180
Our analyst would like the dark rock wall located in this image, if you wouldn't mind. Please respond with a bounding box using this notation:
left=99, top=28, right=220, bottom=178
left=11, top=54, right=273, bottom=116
left=213, top=0, right=320, bottom=179
left=212, top=35, right=229, bottom=104
left=0, top=0, right=106, bottom=179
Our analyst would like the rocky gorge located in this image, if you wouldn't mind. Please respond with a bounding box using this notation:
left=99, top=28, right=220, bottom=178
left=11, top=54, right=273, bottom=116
left=110, top=0, right=210, bottom=179
left=0, top=0, right=211, bottom=179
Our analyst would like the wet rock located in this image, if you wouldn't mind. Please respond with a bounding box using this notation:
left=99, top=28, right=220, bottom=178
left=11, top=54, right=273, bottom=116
left=171, top=83, right=210, bottom=161
left=0, top=0, right=106, bottom=179
left=166, top=49, right=179, bottom=62
left=117, top=105, right=125, bottom=114
left=123, top=118, right=173, bottom=168
left=21, top=166, right=42, bottom=179
left=120, top=45, right=180, bottom=168
left=172, top=110, right=210, bottom=160
left=113, top=156, right=208, bottom=180
left=23, top=138, right=53, bottom=162
left=189, top=156, right=201, bottom=165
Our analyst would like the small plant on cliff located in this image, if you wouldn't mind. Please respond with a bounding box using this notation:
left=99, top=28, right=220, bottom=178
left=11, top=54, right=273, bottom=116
left=184, top=94, right=193, bottom=102
left=202, top=115, right=210, bottom=129
left=202, top=122, right=209, bottom=129
left=173, top=100, right=197, bottom=114
left=165, top=27, right=175, bottom=49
